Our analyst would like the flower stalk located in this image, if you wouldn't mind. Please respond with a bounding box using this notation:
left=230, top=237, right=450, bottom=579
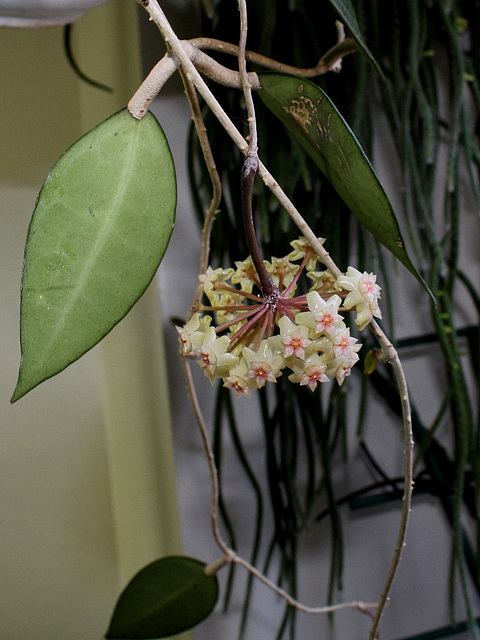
left=241, top=156, right=277, bottom=297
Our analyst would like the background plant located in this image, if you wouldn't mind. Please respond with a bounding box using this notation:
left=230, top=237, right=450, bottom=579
left=8, top=0, right=480, bottom=639
left=187, top=1, right=480, bottom=638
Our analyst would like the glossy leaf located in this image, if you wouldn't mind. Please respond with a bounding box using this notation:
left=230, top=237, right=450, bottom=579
left=258, top=73, right=431, bottom=296
left=11, top=108, right=176, bottom=402
left=105, top=556, right=219, bottom=639
left=326, top=0, right=383, bottom=77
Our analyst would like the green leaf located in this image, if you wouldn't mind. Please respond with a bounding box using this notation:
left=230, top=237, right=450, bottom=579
left=105, top=556, right=219, bottom=639
left=258, top=73, right=432, bottom=297
left=11, top=108, right=176, bottom=402
left=326, top=0, right=384, bottom=78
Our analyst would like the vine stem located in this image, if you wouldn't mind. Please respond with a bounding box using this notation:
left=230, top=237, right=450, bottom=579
left=127, top=30, right=356, bottom=117
left=178, top=70, right=222, bottom=316
left=130, top=2, right=341, bottom=274
left=136, top=0, right=414, bottom=634
left=366, top=320, right=414, bottom=639
left=188, top=26, right=356, bottom=75
left=237, top=0, right=277, bottom=297
left=181, top=357, right=379, bottom=618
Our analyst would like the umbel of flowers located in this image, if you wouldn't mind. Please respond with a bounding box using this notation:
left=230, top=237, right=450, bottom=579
left=177, top=237, right=382, bottom=397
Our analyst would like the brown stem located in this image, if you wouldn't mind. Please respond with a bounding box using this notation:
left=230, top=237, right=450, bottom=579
left=241, top=156, right=277, bottom=297
left=189, top=35, right=357, bottom=77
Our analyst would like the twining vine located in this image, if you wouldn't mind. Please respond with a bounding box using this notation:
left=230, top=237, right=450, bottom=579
left=188, top=1, right=480, bottom=638
left=15, top=1, right=480, bottom=639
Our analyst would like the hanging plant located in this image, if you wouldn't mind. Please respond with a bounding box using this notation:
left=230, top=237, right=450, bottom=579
left=9, top=0, right=480, bottom=639
left=188, top=0, right=480, bottom=638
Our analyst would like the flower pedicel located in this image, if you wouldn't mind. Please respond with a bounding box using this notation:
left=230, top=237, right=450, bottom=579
left=177, top=237, right=381, bottom=397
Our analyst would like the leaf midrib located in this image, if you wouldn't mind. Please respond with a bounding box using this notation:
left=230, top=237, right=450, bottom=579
left=32, top=124, right=141, bottom=366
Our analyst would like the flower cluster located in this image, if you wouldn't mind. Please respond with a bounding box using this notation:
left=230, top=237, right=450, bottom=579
left=177, top=238, right=381, bottom=397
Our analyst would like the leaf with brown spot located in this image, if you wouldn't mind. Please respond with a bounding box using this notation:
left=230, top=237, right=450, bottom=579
left=258, top=73, right=432, bottom=299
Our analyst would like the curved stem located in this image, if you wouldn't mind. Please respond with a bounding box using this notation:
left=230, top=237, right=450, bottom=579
left=128, top=35, right=355, bottom=118
left=242, top=157, right=276, bottom=296
left=138, top=2, right=414, bottom=634
left=180, top=357, right=231, bottom=557
left=129, top=17, right=355, bottom=118
left=181, top=357, right=378, bottom=619
left=179, top=70, right=222, bottom=315
left=366, top=320, right=414, bottom=640
left=128, top=52, right=180, bottom=117
left=189, top=31, right=357, bottom=77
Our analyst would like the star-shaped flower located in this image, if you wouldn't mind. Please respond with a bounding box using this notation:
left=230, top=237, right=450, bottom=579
left=198, top=328, right=238, bottom=383
left=199, top=266, right=235, bottom=304
left=326, top=353, right=359, bottom=386
left=178, top=239, right=381, bottom=396
left=176, top=313, right=211, bottom=355
left=288, top=354, right=329, bottom=391
left=336, top=267, right=382, bottom=330
left=242, top=342, right=284, bottom=388
left=276, top=315, right=311, bottom=359
left=296, top=291, right=344, bottom=337
left=332, top=327, right=362, bottom=359
left=223, top=358, right=252, bottom=398
left=231, top=256, right=258, bottom=293
left=264, top=256, right=299, bottom=290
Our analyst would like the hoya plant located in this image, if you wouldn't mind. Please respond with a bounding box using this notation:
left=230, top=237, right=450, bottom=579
left=10, top=0, right=480, bottom=639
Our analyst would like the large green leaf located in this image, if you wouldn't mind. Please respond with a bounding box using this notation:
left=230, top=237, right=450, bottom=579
left=11, top=108, right=176, bottom=402
left=258, top=73, right=430, bottom=296
left=105, top=556, right=219, bottom=639
left=326, top=0, right=383, bottom=77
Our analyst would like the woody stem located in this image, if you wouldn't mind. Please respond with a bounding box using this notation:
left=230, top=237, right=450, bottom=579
left=241, top=157, right=277, bottom=297
left=238, top=0, right=278, bottom=298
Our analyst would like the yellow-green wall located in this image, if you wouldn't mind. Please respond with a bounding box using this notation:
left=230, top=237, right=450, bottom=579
left=1, top=4, right=183, bottom=638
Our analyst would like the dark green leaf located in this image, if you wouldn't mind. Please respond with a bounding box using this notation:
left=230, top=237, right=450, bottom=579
left=326, top=0, right=384, bottom=77
left=11, top=108, right=176, bottom=402
left=258, top=73, right=432, bottom=298
left=105, top=556, right=219, bottom=639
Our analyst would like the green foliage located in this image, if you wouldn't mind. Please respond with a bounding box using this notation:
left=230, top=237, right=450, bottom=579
left=105, top=556, right=219, bottom=639
left=11, top=108, right=176, bottom=402
left=258, top=72, right=428, bottom=292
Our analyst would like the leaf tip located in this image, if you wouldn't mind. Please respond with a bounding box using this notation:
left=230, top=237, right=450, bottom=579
left=10, top=374, right=26, bottom=404
left=10, top=361, right=44, bottom=403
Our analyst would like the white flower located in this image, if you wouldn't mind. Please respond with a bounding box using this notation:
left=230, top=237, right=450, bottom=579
left=336, top=267, right=382, bottom=330
left=306, top=269, right=339, bottom=292
left=231, top=256, right=258, bottom=293
left=264, top=256, right=299, bottom=290
left=180, top=244, right=375, bottom=393
left=215, top=289, right=246, bottom=325
left=199, top=266, right=235, bottom=304
left=287, top=236, right=325, bottom=271
left=326, top=353, right=359, bottom=386
left=242, top=342, right=284, bottom=388
left=332, top=327, right=362, bottom=359
left=276, top=316, right=311, bottom=360
left=288, top=354, right=330, bottom=391
left=197, top=328, right=238, bottom=383
left=223, top=357, right=252, bottom=398
left=296, top=291, right=344, bottom=337
left=176, top=313, right=211, bottom=355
